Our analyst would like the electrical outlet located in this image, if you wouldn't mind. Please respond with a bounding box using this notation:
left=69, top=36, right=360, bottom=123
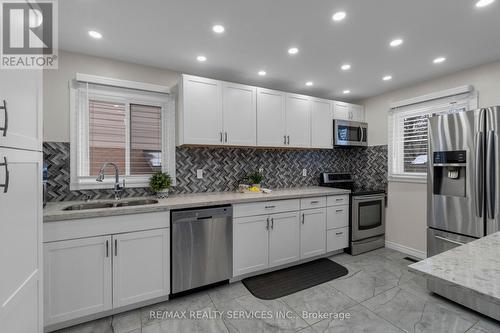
left=302, top=169, right=307, bottom=177
left=196, top=169, right=203, bottom=179
left=259, top=168, right=264, bottom=173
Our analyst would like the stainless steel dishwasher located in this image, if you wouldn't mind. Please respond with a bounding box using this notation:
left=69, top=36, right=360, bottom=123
left=171, top=205, right=232, bottom=294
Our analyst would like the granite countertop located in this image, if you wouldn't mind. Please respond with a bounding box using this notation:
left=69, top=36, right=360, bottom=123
left=409, top=232, right=500, bottom=304
left=44, top=186, right=350, bottom=222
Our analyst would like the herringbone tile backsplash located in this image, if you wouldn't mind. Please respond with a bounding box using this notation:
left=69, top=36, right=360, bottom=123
left=44, top=142, right=387, bottom=202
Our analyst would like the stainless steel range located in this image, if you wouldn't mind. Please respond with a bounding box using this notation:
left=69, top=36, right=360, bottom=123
left=320, top=173, right=386, bottom=255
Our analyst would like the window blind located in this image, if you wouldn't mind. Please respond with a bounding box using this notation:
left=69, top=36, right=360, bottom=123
left=130, top=104, right=162, bottom=175
left=388, top=91, right=477, bottom=181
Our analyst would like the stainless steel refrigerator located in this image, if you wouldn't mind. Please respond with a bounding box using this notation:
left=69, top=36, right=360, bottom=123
left=428, top=106, right=500, bottom=256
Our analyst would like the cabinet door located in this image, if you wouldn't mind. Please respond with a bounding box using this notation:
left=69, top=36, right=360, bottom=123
left=285, top=94, right=311, bottom=148
left=233, top=216, right=269, bottom=276
left=0, top=70, right=42, bottom=151
left=0, top=148, right=42, bottom=332
left=112, top=229, right=169, bottom=308
left=222, top=82, right=257, bottom=146
left=181, top=75, right=222, bottom=145
left=332, top=101, right=349, bottom=120
left=257, top=88, right=286, bottom=147
left=311, top=98, right=333, bottom=148
left=43, top=236, right=112, bottom=325
left=348, top=104, right=364, bottom=122
left=300, top=208, right=327, bottom=259
left=269, top=212, right=300, bottom=267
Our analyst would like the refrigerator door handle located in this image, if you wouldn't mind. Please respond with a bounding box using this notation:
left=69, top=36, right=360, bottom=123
left=474, top=132, right=484, bottom=218
left=486, top=130, right=496, bottom=219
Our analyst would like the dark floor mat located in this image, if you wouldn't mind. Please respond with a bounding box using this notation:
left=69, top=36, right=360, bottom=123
left=242, top=258, right=348, bottom=300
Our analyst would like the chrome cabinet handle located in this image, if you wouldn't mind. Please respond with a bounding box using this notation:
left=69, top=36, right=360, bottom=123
left=474, top=131, right=484, bottom=218
left=301, top=213, right=305, bottom=224
left=486, top=130, right=496, bottom=219
left=266, top=217, right=269, bottom=230
left=0, top=100, right=7, bottom=137
left=225, top=132, right=228, bottom=142
left=336, top=198, right=343, bottom=201
left=114, top=239, right=118, bottom=256
left=283, top=135, right=287, bottom=145
left=310, top=200, right=320, bottom=204
left=0, top=156, right=9, bottom=193
left=265, top=205, right=276, bottom=209
left=220, top=132, right=223, bottom=142
left=336, top=232, right=343, bottom=235
left=336, top=209, right=343, bottom=213
left=287, top=135, right=290, bottom=145
left=271, top=217, right=274, bottom=229
left=105, top=240, right=109, bottom=257
left=434, top=235, right=466, bottom=246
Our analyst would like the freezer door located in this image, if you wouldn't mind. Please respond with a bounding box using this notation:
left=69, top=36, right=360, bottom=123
left=427, top=109, right=485, bottom=237
left=485, top=106, right=500, bottom=234
left=427, top=228, right=477, bottom=257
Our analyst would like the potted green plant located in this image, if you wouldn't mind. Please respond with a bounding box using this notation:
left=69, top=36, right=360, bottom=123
left=149, top=172, right=172, bottom=199
left=247, top=170, right=264, bottom=189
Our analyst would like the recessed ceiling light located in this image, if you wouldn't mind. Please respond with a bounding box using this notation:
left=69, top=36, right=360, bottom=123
left=341, top=64, right=351, bottom=71
left=332, top=11, right=347, bottom=21
left=476, top=0, right=495, bottom=7
left=196, top=55, right=207, bottom=62
left=390, top=38, right=403, bottom=47
left=433, top=57, right=446, bottom=64
left=88, top=30, right=102, bottom=39
left=258, top=70, right=267, bottom=76
left=288, top=47, right=299, bottom=55
left=212, top=24, right=225, bottom=33
left=343, top=89, right=351, bottom=94
left=383, top=75, right=393, bottom=81
left=305, top=81, right=314, bottom=87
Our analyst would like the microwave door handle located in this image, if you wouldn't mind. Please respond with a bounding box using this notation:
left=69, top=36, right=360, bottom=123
left=359, top=126, right=364, bottom=143
left=486, top=130, right=496, bottom=219
left=475, top=131, right=484, bottom=218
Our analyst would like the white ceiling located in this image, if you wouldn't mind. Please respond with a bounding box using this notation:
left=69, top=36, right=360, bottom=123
left=59, top=0, right=500, bottom=101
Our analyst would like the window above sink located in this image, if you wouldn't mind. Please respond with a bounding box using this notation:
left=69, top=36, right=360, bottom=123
left=69, top=74, right=176, bottom=190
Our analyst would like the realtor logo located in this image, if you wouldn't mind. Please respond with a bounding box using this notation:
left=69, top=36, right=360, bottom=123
left=1, top=0, right=58, bottom=68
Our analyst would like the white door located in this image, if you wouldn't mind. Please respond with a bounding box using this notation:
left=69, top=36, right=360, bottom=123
left=333, top=101, right=349, bottom=120
left=222, top=82, right=257, bottom=146
left=0, top=148, right=42, bottom=332
left=350, top=104, right=365, bottom=122
left=112, top=229, right=169, bottom=308
left=300, top=208, right=327, bottom=259
left=181, top=75, right=222, bottom=145
left=285, top=94, right=311, bottom=148
left=0, top=70, right=42, bottom=151
left=257, top=88, right=286, bottom=147
left=233, top=216, right=269, bottom=276
left=311, top=98, right=333, bottom=148
left=269, top=212, right=300, bottom=267
left=43, top=236, right=112, bottom=326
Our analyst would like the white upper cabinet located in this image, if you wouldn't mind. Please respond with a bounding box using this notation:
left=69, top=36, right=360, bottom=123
left=179, top=75, right=222, bottom=145
left=311, top=98, right=333, bottom=148
left=285, top=94, right=311, bottom=148
left=222, top=82, right=257, bottom=146
left=257, top=88, right=286, bottom=147
left=0, top=69, right=42, bottom=151
left=333, top=101, right=365, bottom=122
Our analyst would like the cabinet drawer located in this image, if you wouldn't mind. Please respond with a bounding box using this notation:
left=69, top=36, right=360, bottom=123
left=327, top=195, right=349, bottom=207
left=327, top=227, right=348, bottom=252
left=233, top=199, right=300, bottom=218
left=300, top=196, right=326, bottom=210
left=327, top=205, right=349, bottom=229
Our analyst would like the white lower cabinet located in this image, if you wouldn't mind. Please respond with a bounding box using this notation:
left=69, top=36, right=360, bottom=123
left=269, top=212, right=300, bottom=267
left=112, top=229, right=169, bottom=308
left=300, top=208, right=327, bottom=259
left=233, top=215, right=270, bottom=276
left=43, top=228, right=169, bottom=326
left=43, top=236, right=112, bottom=325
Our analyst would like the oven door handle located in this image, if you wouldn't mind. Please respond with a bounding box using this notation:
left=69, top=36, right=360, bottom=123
left=353, top=195, right=384, bottom=201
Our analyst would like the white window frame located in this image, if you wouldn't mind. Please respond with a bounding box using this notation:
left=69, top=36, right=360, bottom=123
left=388, top=86, right=478, bottom=183
left=70, top=75, right=176, bottom=190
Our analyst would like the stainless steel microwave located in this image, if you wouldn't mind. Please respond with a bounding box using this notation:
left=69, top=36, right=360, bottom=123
left=334, top=120, right=368, bottom=147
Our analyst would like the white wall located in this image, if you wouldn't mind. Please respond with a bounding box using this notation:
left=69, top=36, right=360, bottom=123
left=363, top=59, right=500, bottom=256
left=43, top=51, right=180, bottom=142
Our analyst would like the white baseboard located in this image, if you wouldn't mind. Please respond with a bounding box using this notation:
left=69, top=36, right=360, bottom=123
left=385, top=240, right=426, bottom=259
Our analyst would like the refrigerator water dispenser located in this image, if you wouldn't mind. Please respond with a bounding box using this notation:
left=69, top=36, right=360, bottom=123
left=433, top=150, right=467, bottom=197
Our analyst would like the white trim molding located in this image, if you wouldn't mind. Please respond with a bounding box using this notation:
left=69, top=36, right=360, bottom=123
left=385, top=240, right=426, bottom=259
left=76, top=73, right=170, bottom=94
left=389, top=85, right=473, bottom=109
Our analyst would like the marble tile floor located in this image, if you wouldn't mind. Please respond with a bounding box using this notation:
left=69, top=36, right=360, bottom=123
left=55, top=248, right=500, bottom=333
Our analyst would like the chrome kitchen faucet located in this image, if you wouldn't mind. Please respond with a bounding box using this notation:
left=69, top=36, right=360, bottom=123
left=96, top=162, right=125, bottom=200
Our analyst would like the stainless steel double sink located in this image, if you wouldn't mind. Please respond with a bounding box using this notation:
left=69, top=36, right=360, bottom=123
left=63, top=199, right=159, bottom=211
